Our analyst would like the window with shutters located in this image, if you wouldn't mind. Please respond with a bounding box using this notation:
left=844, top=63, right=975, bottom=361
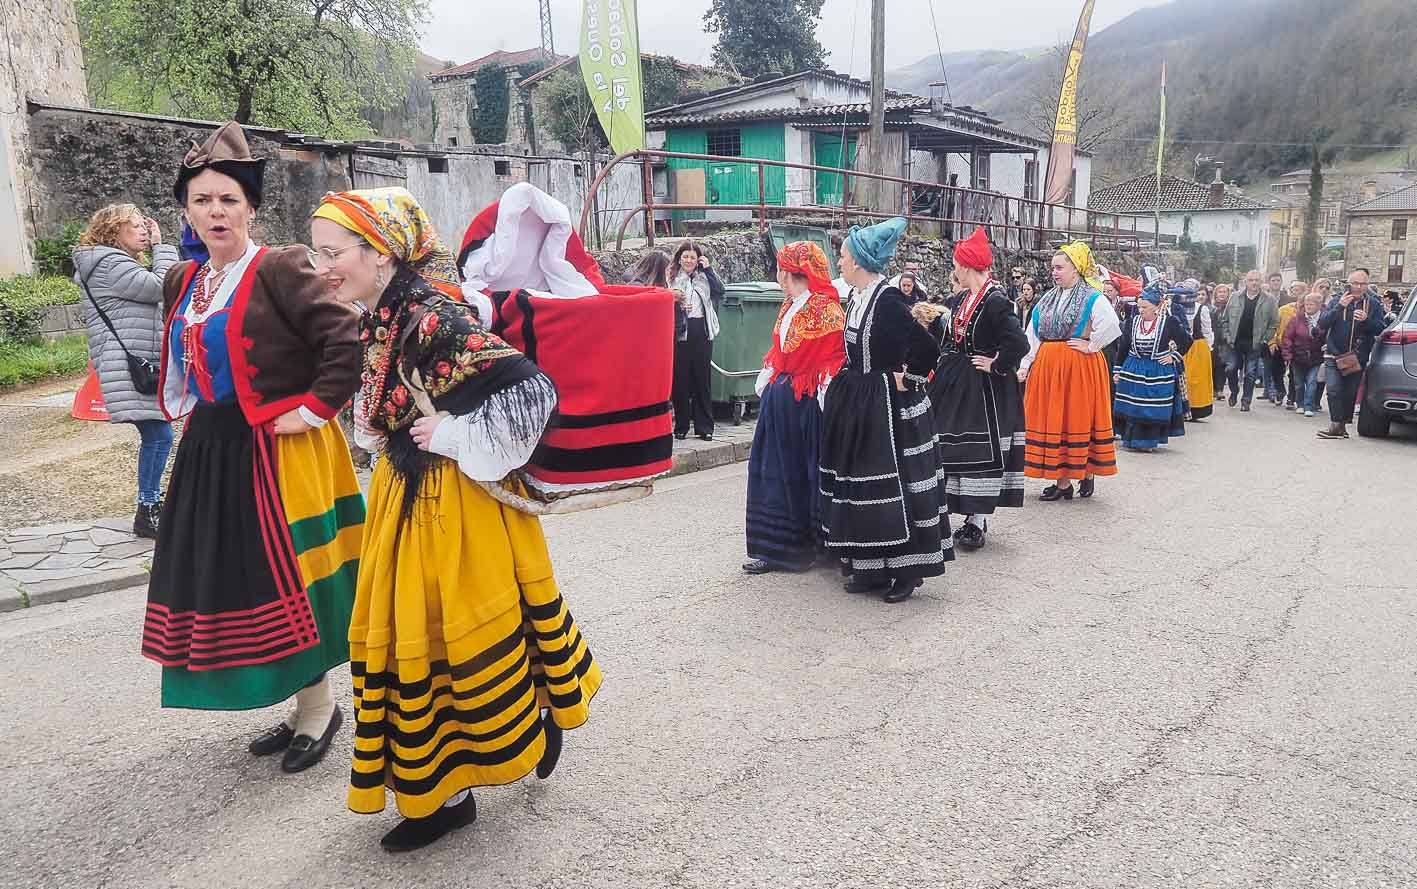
left=1023, top=160, right=1038, bottom=200
left=1389, top=250, right=1406, bottom=283
left=1393, top=218, right=1408, bottom=241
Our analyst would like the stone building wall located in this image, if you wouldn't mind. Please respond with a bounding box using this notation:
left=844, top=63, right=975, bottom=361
left=1346, top=213, right=1417, bottom=288
left=1, top=0, right=88, bottom=274
left=430, top=79, right=475, bottom=148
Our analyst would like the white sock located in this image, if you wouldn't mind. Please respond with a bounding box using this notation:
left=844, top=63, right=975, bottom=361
left=443, top=789, right=470, bottom=808
left=292, top=675, right=335, bottom=738
left=967, top=514, right=987, bottom=530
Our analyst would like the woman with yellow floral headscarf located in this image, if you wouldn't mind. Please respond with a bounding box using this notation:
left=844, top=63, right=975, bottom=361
left=742, top=241, right=846, bottom=575
left=310, top=188, right=601, bottom=853
left=1017, top=241, right=1123, bottom=501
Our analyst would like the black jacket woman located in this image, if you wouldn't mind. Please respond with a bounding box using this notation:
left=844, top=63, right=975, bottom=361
left=670, top=240, right=724, bottom=440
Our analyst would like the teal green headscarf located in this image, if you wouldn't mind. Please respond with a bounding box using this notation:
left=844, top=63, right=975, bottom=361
left=845, top=217, right=906, bottom=274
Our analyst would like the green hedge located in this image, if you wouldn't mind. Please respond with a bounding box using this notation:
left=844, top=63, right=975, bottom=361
left=0, top=335, right=89, bottom=388
left=0, top=275, right=82, bottom=345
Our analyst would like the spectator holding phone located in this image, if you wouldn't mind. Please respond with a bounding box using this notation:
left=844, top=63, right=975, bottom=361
left=670, top=240, right=724, bottom=441
left=1315, top=269, right=1388, bottom=439
left=72, top=204, right=179, bottom=538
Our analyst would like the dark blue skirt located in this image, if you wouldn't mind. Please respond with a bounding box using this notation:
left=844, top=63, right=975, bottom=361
left=746, top=375, right=822, bottom=570
left=1114, top=355, right=1186, bottom=449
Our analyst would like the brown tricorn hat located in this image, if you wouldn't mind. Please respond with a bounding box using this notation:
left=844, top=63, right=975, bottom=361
left=173, top=121, right=267, bottom=208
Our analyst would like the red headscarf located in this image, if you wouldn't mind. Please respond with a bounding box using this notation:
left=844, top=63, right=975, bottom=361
left=953, top=228, right=993, bottom=271
left=764, top=242, right=846, bottom=401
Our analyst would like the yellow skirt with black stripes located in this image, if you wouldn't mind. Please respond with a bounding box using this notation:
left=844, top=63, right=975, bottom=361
left=347, top=458, right=601, bottom=818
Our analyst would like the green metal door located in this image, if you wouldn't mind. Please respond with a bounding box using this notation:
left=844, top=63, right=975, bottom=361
left=814, top=132, right=857, bottom=206
left=701, top=123, right=786, bottom=206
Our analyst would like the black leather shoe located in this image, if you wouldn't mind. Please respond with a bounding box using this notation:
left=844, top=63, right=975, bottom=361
left=1228, top=392, right=1238, bottom=407
left=674, top=431, right=688, bottom=441
left=742, top=559, right=773, bottom=575
left=698, top=433, right=713, bottom=441
left=280, top=707, right=343, bottom=773
left=537, top=712, right=562, bottom=780
left=953, top=521, right=986, bottom=551
left=248, top=722, right=294, bottom=757
left=882, top=579, right=917, bottom=604
left=1079, top=478, right=1095, bottom=498
left=1039, top=484, right=1074, bottom=502
left=380, top=793, right=478, bottom=853
left=844, top=578, right=888, bottom=595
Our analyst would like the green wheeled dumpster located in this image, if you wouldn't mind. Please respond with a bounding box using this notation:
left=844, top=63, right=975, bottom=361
left=710, top=281, right=783, bottom=424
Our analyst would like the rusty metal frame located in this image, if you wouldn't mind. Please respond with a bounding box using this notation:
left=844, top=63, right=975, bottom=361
left=580, top=148, right=1158, bottom=254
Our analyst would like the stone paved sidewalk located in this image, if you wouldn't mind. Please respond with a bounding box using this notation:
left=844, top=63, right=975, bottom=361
left=0, top=519, right=152, bottom=612
left=0, top=418, right=757, bottom=612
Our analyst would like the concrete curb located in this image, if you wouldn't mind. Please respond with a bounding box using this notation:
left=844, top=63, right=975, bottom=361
left=665, top=439, right=752, bottom=478
left=0, top=565, right=151, bottom=613
left=1, top=441, right=752, bottom=613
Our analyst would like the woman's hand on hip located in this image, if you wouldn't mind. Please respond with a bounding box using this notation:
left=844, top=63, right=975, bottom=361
left=1067, top=337, right=1092, bottom=353
left=971, top=353, right=997, bottom=374
left=271, top=409, right=313, bottom=436
left=411, top=412, right=450, bottom=451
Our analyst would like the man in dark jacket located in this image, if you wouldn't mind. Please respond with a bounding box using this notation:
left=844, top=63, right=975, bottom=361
left=1315, top=269, right=1389, bottom=439
left=1219, top=270, right=1279, bottom=411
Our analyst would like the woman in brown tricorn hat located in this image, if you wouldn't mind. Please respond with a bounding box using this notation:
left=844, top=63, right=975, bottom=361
left=141, top=121, right=365, bottom=775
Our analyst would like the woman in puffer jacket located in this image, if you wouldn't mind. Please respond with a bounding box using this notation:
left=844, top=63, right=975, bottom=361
left=72, top=204, right=179, bottom=538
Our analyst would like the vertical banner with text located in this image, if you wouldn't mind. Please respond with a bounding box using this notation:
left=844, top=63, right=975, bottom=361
left=581, top=0, right=644, bottom=154
left=1043, top=0, right=1096, bottom=206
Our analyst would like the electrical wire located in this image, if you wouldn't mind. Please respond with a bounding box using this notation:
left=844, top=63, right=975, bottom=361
left=926, top=0, right=951, bottom=105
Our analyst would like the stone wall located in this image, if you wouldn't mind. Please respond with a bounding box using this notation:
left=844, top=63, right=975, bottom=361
left=23, top=103, right=646, bottom=250
left=430, top=79, right=475, bottom=148
left=1346, top=213, right=1417, bottom=288
left=25, top=106, right=351, bottom=248
left=39, top=304, right=87, bottom=341
left=0, top=0, right=88, bottom=274
left=591, top=226, right=1158, bottom=290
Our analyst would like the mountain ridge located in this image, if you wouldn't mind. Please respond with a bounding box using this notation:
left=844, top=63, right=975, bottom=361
left=887, top=0, right=1417, bottom=186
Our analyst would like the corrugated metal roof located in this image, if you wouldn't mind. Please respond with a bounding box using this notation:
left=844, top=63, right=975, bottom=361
left=646, top=97, right=930, bottom=128
left=1089, top=173, right=1264, bottom=213
left=1349, top=183, right=1417, bottom=213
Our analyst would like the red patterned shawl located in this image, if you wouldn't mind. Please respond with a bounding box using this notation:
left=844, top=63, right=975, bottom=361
left=764, top=242, right=846, bottom=400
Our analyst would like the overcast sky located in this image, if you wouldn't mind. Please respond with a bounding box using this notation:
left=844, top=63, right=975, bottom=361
left=422, top=0, right=1171, bottom=70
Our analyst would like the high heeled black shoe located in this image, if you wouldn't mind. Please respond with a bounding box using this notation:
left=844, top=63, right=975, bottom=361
left=1079, top=478, right=1095, bottom=498
left=1039, top=484, right=1074, bottom=502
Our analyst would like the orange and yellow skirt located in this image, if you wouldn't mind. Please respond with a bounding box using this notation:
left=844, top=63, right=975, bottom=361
left=1023, top=342, right=1118, bottom=482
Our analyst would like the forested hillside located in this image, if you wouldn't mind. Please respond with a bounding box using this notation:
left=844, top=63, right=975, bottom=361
left=889, top=0, right=1417, bottom=185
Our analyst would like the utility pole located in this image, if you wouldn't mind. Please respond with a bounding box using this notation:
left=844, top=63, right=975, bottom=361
left=866, top=0, right=886, bottom=213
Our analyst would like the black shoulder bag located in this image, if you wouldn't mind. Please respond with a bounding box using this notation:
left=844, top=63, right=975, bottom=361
left=78, top=265, right=160, bottom=396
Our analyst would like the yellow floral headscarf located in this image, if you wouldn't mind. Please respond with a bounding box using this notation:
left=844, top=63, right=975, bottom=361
left=312, top=187, right=462, bottom=299
left=1058, top=241, right=1105, bottom=292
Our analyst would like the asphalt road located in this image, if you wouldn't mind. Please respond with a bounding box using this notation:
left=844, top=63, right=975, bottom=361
left=3, top=407, right=1415, bottom=889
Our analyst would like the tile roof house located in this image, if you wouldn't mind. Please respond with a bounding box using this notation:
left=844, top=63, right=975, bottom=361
left=643, top=69, right=1094, bottom=229
left=1090, top=172, right=1269, bottom=259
